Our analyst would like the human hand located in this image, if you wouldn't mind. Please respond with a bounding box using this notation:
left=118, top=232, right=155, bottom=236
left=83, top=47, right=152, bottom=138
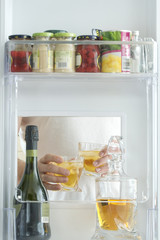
left=38, top=154, right=70, bottom=191
left=93, top=145, right=111, bottom=176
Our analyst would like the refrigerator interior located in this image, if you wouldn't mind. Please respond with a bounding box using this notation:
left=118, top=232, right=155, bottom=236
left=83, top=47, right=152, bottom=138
left=0, top=0, right=159, bottom=239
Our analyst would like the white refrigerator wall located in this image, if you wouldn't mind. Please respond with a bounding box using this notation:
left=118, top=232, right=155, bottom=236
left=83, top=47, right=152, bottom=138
left=13, top=0, right=156, bottom=38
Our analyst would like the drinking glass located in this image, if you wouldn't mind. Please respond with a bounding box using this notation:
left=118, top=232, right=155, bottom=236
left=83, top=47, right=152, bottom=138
left=56, top=156, right=84, bottom=191
left=79, top=142, right=105, bottom=176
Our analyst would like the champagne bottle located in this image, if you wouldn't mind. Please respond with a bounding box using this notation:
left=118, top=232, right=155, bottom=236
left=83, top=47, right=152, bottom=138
left=14, top=125, right=51, bottom=240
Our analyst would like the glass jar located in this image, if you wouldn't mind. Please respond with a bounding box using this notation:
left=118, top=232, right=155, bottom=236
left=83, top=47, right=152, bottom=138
left=8, top=34, right=32, bottom=72
left=130, top=30, right=141, bottom=73
left=76, top=35, right=101, bottom=72
left=32, top=32, right=54, bottom=73
left=54, top=32, right=76, bottom=73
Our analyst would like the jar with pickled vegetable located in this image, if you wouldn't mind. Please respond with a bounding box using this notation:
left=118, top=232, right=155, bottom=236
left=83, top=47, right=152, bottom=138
left=32, top=32, right=54, bottom=73
left=8, top=34, right=32, bottom=72
left=76, top=35, right=101, bottom=72
left=54, top=32, right=76, bottom=73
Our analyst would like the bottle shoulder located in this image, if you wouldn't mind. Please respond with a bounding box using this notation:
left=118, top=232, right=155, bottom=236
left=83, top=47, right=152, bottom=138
left=16, top=175, right=48, bottom=201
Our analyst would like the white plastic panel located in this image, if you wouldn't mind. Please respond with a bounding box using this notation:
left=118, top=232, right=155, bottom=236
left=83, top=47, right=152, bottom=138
left=49, top=202, right=96, bottom=240
left=14, top=74, right=155, bottom=199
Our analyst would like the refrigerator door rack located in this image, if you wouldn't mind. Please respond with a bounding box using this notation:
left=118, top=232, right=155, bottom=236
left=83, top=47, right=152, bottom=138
left=5, top=39, right=157, bottom=75
left=3, top=41, right=158, bottom=240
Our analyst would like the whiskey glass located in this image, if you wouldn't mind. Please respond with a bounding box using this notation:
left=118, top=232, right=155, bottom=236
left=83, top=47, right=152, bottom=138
left=78, top=142, right=105, bottom=176
left=55, top=156, right=84, bottom=192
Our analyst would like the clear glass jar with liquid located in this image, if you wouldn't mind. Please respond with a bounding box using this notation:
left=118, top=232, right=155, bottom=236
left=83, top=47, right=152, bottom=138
left=92, top=136, right=138, bottom=240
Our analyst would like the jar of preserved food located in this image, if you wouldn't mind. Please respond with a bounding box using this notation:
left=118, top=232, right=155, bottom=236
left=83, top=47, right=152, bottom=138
left=76, top=35, right=101, bottom=72
left=54, top=32, right=76, bottom=73
left=101, top=30, right=131, bottom=73
left=130, top=30, right=141, bottom=73
left=32, top=32, right=54, bottom=73
left=8, top=34, right=32, bottom=72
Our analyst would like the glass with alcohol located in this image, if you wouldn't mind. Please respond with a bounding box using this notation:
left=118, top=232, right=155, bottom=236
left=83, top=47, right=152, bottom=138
left=55, top=156, right=84, bottom=191
left=79, top=142, right=105, bottom=176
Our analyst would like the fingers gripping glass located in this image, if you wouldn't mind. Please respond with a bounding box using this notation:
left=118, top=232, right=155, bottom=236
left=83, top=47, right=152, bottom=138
left=55, top=156, right=84, bottom=192
left=79, top=142, right=105, bottom=176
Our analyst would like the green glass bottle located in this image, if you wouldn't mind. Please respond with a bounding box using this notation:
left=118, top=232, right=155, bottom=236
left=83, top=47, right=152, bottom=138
left=14, top=125, right=51, bottom=240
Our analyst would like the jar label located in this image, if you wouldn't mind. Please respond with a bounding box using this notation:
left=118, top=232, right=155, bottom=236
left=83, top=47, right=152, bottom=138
left=55, top=51, right=73, bottom=70
left=76, top=53, right=82, bottom=68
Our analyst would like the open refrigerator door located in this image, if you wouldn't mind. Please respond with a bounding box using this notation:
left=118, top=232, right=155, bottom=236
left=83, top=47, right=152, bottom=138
left=0, top=0, right=159, bottom=240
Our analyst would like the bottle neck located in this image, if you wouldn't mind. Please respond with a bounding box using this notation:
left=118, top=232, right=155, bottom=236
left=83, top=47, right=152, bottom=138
left=107, top=160, right=125, bottom=176
left=25, top=140, right=38, bottom=175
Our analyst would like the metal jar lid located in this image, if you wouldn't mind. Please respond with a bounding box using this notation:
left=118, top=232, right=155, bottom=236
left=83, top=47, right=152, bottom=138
left=77, top=35, right=100, bottom=40
left=54, top=32, right=76, bottom=39
left=32, top=32, right=54, bottom=38
left=45, top=30, right=68, bottom=34
left=9, top=34, right=31, bottom=40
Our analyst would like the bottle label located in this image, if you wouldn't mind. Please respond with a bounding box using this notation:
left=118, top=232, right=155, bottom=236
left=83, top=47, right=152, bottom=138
left=41, top=202, right=50, bottom=223
left=14, top=202, right=50, bottom=223
left=26, top=150, right=38, bottom=157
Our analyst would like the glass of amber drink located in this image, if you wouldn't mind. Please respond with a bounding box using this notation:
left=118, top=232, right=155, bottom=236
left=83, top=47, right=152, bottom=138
left=79, top=142, right=105, bottom=176
left=57, top=156, right=84, bottom=192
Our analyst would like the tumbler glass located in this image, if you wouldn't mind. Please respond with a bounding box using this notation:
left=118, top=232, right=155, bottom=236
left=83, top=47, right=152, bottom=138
left=79, top=142, right=105, bottom=176
left=55, top=156, right=84, bottom=192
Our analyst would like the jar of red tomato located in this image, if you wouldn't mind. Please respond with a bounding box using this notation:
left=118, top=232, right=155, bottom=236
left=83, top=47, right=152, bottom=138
left=76, top=35, right=101, bottom=72
left=8, top=35, right=32, bottom=72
